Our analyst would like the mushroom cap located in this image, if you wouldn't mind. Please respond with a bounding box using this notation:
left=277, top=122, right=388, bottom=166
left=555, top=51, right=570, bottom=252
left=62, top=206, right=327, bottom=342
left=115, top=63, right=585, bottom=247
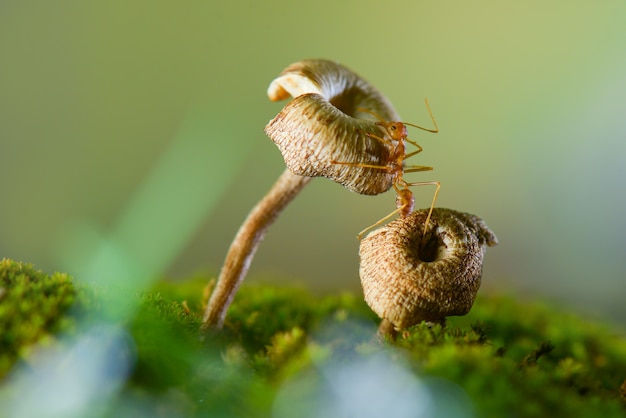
left=265, top=59, right=401, bottom=196
left=359, top=208, right=498, bottom=329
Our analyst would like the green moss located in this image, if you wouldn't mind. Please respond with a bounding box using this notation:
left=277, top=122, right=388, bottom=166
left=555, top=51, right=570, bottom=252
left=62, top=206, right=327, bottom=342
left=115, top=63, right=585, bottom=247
left=224, top=284, right=376, bottom=353
left=0, top=258, right=78, bottom=378
left=1, top=259, right=625, bottom=417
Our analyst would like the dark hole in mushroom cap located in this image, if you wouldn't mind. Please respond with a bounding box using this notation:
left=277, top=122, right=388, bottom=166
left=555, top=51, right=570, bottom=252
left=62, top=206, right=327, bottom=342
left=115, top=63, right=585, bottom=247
left=418, top=232, right=442, bottom=262
left=329, top=86, right=361, bottom=117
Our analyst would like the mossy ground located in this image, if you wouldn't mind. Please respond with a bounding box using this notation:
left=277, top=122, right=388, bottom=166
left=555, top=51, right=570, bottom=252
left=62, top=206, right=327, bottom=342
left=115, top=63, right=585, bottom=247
left=1, top=258, right=625, bottom=417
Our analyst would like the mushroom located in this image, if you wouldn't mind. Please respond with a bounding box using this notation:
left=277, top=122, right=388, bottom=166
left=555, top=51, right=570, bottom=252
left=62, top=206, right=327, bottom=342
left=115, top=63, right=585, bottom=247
left=265, top=59, right=401, bottom=195
left=202, top=59, right=402, bottom=329
left=359, top=208, right=498, bottom=336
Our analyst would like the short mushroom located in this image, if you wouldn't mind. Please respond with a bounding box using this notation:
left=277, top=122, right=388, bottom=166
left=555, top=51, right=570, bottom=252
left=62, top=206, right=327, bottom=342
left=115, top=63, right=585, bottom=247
left=359, top=208, right=498, bottom=336
left=202, top=59, right=402, bottom=329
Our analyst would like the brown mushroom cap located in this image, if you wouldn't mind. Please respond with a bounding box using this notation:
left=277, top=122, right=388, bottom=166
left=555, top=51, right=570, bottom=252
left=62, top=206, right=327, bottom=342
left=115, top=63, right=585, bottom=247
left=359, top=208, right=498, bottom=329
left=265, top=59, right=402, bottom=195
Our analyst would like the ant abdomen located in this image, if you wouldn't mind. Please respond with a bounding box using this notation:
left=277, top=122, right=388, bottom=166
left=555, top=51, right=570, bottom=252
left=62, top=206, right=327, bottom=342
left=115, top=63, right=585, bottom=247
left=396, top=188, right=415, bottom=218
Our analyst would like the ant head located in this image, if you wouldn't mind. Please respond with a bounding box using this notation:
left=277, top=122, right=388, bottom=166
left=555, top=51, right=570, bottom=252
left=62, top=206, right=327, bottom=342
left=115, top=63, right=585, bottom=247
left=377, top=121, right=407, bottom=141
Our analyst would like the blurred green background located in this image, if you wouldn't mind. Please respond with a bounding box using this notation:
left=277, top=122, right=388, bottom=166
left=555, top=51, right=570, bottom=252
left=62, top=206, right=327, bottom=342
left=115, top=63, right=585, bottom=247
left=1, top=1, right=625, bottom=322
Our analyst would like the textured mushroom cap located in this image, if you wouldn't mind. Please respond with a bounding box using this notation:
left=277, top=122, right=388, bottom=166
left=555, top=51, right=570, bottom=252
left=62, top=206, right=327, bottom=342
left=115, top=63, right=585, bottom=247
left=359, top=208, right=498, bottom=329
left=265, top=59, right=401, bottom=195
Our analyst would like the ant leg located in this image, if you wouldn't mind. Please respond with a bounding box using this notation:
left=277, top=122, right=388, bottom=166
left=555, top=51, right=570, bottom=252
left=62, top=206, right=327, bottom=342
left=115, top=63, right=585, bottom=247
left=357, top=208, right=401, bottom=240
left=404, top=165, right=433, bottom=173
left=404, top=148, right=423, bottom=160
left=403, top=139, right=426, bottom=162
left=405, top=138, right=423, bottom=152
left=363, top=131, right=393, bottom=147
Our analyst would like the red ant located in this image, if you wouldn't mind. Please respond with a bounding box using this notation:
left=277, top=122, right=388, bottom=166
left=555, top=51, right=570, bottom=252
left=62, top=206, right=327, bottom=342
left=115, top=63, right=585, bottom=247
left=333, top=99, right=440, bottom=239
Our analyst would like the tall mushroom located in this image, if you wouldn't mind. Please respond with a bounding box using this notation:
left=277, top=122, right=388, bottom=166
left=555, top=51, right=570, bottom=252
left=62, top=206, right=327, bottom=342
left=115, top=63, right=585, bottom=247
left=202, top=59, right=402, bottom=329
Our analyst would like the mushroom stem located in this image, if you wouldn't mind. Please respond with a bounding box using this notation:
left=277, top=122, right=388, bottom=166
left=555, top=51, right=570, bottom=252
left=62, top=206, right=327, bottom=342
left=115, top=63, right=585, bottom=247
left=202, top=169, right=312, bottom=329
left=377, top=318, right=398, bottom=340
